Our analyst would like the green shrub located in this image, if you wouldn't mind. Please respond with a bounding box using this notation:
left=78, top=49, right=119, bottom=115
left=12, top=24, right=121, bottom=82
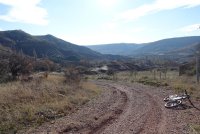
left=137, top=77, right=168, bottom=87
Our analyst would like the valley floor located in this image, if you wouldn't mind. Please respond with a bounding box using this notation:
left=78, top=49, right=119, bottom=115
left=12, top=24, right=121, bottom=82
left=25, top=80, right=200, bottom=134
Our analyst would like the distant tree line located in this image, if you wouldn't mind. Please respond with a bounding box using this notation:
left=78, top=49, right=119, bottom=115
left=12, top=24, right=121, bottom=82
left=0, top=50, right=60, bottom=83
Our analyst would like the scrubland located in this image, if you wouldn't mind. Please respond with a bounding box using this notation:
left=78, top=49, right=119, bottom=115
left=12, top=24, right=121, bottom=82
left=0, top=74, right=101, bottom=133
left=93, top=70, right=200, bottom=100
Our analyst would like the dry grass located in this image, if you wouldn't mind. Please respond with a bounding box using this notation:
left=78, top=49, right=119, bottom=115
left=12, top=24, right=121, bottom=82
left=190, top=124, right=200, bottom=134
left=131, top=71, right=199, bottom=100
left=88, top=70, right=200, bottom=133
left=92, top=71, right=200, bottom=100
left=0, top=74, right=101, bottom=133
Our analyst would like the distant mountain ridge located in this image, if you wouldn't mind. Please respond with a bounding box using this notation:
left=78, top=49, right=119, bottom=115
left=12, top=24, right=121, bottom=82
left=87, top=43, right=145, bottom=56
left=136, top=36, right=200, bottom=55
left=1, top=30, right=199, bottom=62
left=0, top=30, right=129, bottom=62
left=87, top=36, right=200, bottom=56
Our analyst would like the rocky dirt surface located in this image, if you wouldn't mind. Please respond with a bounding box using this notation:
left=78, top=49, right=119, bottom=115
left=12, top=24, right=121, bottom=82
left=24, top=81, right=200, bottom=134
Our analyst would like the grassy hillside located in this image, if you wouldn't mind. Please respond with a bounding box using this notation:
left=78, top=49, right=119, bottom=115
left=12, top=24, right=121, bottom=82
left=0, top=30, right=103, bottom=62
left=87, top=36, right=200, bottom=57
left=136, top=36, right=200, bottom=55
left=0, top=74, right=101, bottom=133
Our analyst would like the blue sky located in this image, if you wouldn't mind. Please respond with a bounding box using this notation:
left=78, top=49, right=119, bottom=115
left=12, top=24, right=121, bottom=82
left=0, top=0, right=200, bottom=45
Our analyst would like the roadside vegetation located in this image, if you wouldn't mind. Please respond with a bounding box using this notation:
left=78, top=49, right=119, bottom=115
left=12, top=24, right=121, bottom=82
left=0, top=45, right=199, bottom=133
left=0, top=73, right=100, bottom=133
left=91, top=69, right=200, bottom=100
left=91, top=69, right=200, bottom=133
left=190, top=124, right=200, bottom=134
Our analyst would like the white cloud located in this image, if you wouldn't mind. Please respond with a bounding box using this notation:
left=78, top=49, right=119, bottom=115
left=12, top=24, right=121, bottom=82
left=180, top=24, right=200, bottom=32
left=0, top=0, right=48, bottom=25
left=102, top=22, right=118, bottom=30
left=97, top=0, right=119, bottom=8
left=117, top=0, right=200, bottom=22
left=129, top=27, right=145, bottom=33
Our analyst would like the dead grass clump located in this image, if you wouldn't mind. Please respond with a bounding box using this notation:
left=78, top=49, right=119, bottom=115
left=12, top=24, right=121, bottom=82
left=64, top=67, right=81, bottom=85
left=190, top=124, right=200, bottom=134
left=0, top=74, right=101, bottom=133
left=137, top=76, right=168, bottom=87
left=99, top=71, right=200, bottom=100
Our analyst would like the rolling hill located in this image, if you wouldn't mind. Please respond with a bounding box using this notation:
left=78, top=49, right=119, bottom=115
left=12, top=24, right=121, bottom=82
left=135, top=36, right=200, bottom=55
left=0, top=30, right=125, bottom=62
left=87, top=36, right=200, bottom=57
left=1, top=30, right=199, bottom=63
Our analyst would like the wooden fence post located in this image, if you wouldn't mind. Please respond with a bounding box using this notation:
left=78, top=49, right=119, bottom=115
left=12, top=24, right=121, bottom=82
left=159, top=71, right=161, bottom=80
left=196, top=54, right=200, bottom=83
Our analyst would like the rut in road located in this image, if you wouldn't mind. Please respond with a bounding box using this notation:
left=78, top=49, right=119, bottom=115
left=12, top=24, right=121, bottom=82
left=93, top=83, right=164, bottom=134
left=25, top=82, right=164, bottom=134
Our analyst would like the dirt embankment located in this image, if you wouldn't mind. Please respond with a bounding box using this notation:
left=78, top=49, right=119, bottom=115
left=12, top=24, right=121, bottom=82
left=25, top=81, right=200, bottom=134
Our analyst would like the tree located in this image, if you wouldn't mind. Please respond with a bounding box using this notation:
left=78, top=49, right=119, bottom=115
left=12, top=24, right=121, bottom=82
left=0, top=59, right=10, bottom=82
left=33, top=49, right=37, bottom=61
left=8, top=52, right=33, bottom=80
left=188, top=42, right=200, bottom=83
left=195, top=43, right=200, bottom=83
left=196, top=27, right=200, bottom=83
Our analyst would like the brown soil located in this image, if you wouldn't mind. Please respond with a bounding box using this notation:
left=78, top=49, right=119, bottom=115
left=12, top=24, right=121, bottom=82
left=24, top=80, right=200, bottom=134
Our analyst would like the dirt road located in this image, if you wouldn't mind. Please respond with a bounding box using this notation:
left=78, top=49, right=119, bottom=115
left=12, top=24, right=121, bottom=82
left=26, top=81, right=200, bottom=134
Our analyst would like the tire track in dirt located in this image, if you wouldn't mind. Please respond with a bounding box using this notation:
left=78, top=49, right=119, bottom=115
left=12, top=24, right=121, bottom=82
left=135, top=92, right=163, bottom=134
left=94, top=82, right=164, bottom=134
left=25, top=82, right=129, bottom=134
left=88, top=88, right=128, bottom=134
left=24, top=81, right=200, bottom=134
